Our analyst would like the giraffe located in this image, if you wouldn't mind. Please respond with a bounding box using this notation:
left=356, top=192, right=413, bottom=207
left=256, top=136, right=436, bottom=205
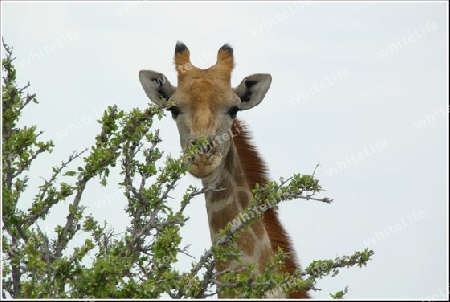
left=139, top=42, right=309, bottom=299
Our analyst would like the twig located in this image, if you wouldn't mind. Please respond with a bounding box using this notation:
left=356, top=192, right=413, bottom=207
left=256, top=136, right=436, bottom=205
left=25, top=149, right=87, bottom=227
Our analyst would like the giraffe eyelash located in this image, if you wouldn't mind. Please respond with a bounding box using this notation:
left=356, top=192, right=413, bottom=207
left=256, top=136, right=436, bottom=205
left=167, top=106, right=181, bottom=118
left=228, top=106, right=239, bottom=119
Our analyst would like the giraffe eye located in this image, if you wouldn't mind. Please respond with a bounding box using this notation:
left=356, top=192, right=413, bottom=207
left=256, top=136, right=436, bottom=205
left=168, top=106, right=181, bottom=119
left=228, top=106, right=239, bottom=119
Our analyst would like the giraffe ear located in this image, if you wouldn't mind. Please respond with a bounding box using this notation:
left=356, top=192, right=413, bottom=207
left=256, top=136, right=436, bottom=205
left=139, top=70, right=176, bottom=106
left=234, top=73, right=272, bottom=110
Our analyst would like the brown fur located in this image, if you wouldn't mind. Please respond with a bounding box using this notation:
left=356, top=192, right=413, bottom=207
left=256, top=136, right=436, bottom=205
left=232, top=119, right=310, bottom=299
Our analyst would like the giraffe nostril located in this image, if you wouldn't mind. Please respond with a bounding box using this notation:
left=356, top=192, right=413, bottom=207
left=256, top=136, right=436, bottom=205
left=188, top=138, right=197, bottom=147
left=200, top=142, right=213, bottom=155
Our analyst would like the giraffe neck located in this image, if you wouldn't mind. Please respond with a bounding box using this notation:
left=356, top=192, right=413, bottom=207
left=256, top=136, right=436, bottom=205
left=202, top=142, right=282, bottom=298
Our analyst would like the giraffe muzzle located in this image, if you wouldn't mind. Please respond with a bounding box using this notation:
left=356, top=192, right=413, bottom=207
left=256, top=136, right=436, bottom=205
left=185, top=137, right=222, bottom=178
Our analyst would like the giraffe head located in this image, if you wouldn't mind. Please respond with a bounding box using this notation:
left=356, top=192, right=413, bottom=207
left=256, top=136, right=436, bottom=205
left=139, top=42, right=271, bottom=178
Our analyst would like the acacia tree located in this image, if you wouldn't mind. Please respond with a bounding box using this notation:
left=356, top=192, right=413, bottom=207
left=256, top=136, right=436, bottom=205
left=1, top=40, right=374, bottom=299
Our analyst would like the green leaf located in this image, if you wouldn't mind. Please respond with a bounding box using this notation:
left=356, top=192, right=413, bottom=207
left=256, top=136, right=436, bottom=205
left=69, top=204, right=76, bottom=214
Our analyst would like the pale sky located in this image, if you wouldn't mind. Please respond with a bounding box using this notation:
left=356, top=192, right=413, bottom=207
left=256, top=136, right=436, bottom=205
left=1, top=1, right=448, bottom=299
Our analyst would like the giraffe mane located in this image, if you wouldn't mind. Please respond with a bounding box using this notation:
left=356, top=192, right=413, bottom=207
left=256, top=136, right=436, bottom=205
left=231, top=119, right=309, bottom=298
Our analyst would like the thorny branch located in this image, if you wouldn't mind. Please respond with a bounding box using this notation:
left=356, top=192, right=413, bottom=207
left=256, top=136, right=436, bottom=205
left=26, top=149, right=88, bottom=227
left=180, top=173, right=334, bottom=297
left=214, top=249, right=375, bottom=296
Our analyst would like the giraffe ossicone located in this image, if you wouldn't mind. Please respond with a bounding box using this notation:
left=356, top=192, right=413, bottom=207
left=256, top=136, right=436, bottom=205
left=139, top=42, right=309, bottom=299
